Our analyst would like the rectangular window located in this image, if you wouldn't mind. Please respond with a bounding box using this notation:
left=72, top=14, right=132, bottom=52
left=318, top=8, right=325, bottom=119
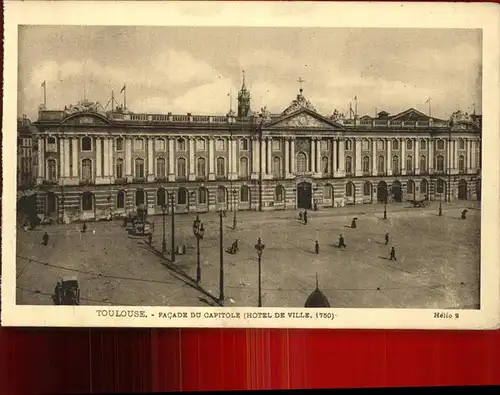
left=196, top=139, right=206, bottom=151
left=155, top=139, right=166, bottom=151
left=116, top=138, right=124, bottom=151
left=362, top=140, right=369, bottom=151
left=320, top=140, right=328, bottom=151
left=134, top=139, right=144, bottom=150
left=272, top=140, right=281, bottom=151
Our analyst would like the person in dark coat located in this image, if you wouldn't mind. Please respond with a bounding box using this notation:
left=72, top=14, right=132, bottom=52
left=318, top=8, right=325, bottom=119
left=338, top=234, right=346, bottom=249
left=385, top=232, right=390, bottom=245
left=82, top=222, right=87, bottom=233
left=42, top=232, right=49, bottom=246
left=390, top=246, right=397, bottom=261
left=303, top=210, right=308, bottom=225
left=299, top=211, right=303, bottom=221
left=461, top=209, right=468, bottom=220
left=148, top=233, right=153, bottom=245
left=315, top=240, right=320, bottom=254
left=351, top=217, right=357, bottom=229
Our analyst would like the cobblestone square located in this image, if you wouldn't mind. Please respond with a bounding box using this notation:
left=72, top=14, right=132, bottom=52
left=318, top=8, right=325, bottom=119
left=16, top=201, right=481, bottom=309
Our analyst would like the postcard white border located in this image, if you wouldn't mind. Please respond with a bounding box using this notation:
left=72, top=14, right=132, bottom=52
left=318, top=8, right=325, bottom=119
left=2, top=1, right=499, bottom=329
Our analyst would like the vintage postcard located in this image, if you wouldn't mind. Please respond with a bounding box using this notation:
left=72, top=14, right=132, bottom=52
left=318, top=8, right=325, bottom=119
left=2, top=1, right=499, bottom=329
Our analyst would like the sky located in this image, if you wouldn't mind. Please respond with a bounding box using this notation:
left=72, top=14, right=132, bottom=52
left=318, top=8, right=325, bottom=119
left=18, top=26, right=482, bottom=121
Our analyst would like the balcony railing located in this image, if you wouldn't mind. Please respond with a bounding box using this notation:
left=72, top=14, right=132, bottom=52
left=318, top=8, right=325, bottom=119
left=133, top=177, right=146, bottom=183
left=115, top=178, right=127, bottom=184
left=79, top=179, right=95, bottom=186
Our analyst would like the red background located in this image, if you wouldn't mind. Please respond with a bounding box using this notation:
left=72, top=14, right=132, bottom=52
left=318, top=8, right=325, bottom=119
left=1, top=328, right=500, bottom=394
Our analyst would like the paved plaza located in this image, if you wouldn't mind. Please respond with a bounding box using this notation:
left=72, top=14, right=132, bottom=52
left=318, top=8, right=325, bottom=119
left=16, top=201, right=481, bottom=308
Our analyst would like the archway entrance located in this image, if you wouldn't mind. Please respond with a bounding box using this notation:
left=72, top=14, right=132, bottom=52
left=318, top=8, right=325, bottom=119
left=392, top=180, right=402, bottom=202
left=46, top=192, right=57, bottom=215
left=421, top=179, right=429, bottom=200
left=458, top=179, right=468, bottom=200
left=297, top=181, right=312, bottom=209
left=135, top=189, right=145, bottom=206
left=377, top=181, right=387, bottom=203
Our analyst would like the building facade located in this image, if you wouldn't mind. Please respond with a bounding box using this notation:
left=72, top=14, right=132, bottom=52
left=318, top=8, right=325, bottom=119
left=17, top=115, right=36, bottom=190
left=32, top=82, right=482, bottom=224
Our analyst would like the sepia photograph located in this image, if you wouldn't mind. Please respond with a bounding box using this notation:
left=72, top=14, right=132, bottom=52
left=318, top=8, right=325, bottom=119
left=2, top=1, right=499, bottom=329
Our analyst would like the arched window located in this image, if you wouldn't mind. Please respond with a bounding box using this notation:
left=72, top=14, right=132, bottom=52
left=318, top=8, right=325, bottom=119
left=406, top=155, right=413, bottom=173
left=157, top=189, right=166, bottom=206
left=437, top=139, right=445, bottom=150
left=377, top=155, right=385, bottom=173
left=272, top=157, right=281, bottom=178
left=82, top=136, right=92, bottom=151
left=362, top=139, right=369, bottom=151
left=420, top=139, right=427, bottom=150
left=239, top=157, right=249, bottom=178
left=437, top=179, right=445, bottom=194
left=392, top=139, right=399, bottom=150
left=115, top=158, right=124, bottom=179
left=135, top=158, right=145, bottom=178
left=47, top=159, right=57, bottom=181
left=155, top=138, right=166, bottom=151
left=406, top=139, right=413, bottom=150
left=196, top=138, right=206, bottom=151
left=421, top=179, right=428, bottom=194
left=216, top=157, right=225, bottom=176
left=363, top=181, right=371, bottom=196
left=198, top=187, right=208, bottom=204
left=156, top=158, right=166, bottom=178
left=377, top=140, right=385, bottom=151
left=217, top=186, right=226, bottom=204
left=420, top=155, right=427, bottom=172
left=275, top=185, right=285, bottom=202
left=345, top=156, right=353, bottom=174
left=459, top=139, right=465, bottom=150
left=392, top=156, right=399, bottom=174
left=82, top=158, right=92, bottom=180
left=321, top=156, right=329, bottom=173
left=116, top=137, right=124, bottom=151
left=134, top=138, right=144, bottom=150
left=135, top=190, right=145, bottom=206
left=82, top=192, right=94, bottom=211
left=116, top=190, right=125, bottom=209
left=346, top=182, right=354, bottom=197
left=177, top=188, right=188, bottom=205
left=177, top=158, right=186, bottom=178
left=458, top=155, right=465, bottom=172
left=407, top=180, right=414, bottom=194
left=197, top=157, right=206, bottom=177
left=323, top=184, right=333, bottom=199
left=296, top=152, right=307, bottom=173
left=362, top=156, right=370, bottom=173
left=240, top=185, right=250, bottom=202
left=345, top=139, right=352, bottom=151
left=215, top=138, right=225, bottom=151
left=239, top=138, right=249, bottom=151
left=436, top=155, right=444, bottom=171
left=177, top=138, right=186, bottom=151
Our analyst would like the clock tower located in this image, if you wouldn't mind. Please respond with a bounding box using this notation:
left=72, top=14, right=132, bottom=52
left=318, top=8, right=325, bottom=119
left=237, top=70, right=251, bottom=118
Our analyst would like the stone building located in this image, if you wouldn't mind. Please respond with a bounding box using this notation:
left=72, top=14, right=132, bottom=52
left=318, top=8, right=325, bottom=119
left=17, top=115, right=36, bottom=190
left=31, top=78, right=482, bottom=223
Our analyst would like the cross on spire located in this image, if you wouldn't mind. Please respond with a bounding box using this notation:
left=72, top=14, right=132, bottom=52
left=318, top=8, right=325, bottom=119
left=242, top=69, right=246, bottom=88
left=297, top=77, right=305, bottom=93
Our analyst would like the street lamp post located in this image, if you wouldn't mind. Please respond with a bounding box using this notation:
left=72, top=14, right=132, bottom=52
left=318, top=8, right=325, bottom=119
left=439, top=187, right=443, bottom=216
left=254, top=237, right=265, bottom=307
left=232, top=188, right=238, bottom=230
left=218, top=209, right=225, bottom=304
left=161, top=204, right=167, bottom=253
left=168, top=192, right=176, bottom=263
left=258, top=117, right=264, bottom=212
left=383, top=192, right=388, bottom=220
left=192, top=215, right=204, bottom=284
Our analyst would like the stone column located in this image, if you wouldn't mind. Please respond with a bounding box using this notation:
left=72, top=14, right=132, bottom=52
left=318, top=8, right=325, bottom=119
left=371, top=139, right=377, bottom=176
left=331, top=139, right=337, bottom=175
left=453, top=139, right=459, bottom=174
left=428, top=139, right=433, bottom=173
left=290, top=139, right=296, bottom=174
left=208, top=138, right=215, bottom=180
left=316, top=139, right=321, bottom=175
left=108, top=138, right=114, bottom=179
left=96, top=138, right=102, bottom=178
left=251, top=138, right=258, bottom=178
left=401, top=138, right=406, bottom=175
left=337, top=139, right=345, bottom=176
left=310, top=138, right=316, bottom=173
left=266, top=138, right=272, bottom=176
left=37, top=137, right=45, bottom=183
left=168, top=138, right=176, bottom=181
left=188, top=138, right=196, bottom=181
left=414, top=139, right=420, bottom=175
left=260, top=137, right=267, bottom=175
left=72, top=138, right=78, bottom=178
left=355, top=139, right=362, bottom=176
left=284, top=139, right=290, bottom=177
left=232, top=139, right=237, bottom=175
left=63, top=138, right=71, bottom=178
left=103, top=138, right=110, bottom=177
left=471, top=140, right=476, bottom=172
left=125, top=138, right=132, bottom=181
left=387, top=139, right=392, bottom=176
left=146, top=138, right=154, bottom=181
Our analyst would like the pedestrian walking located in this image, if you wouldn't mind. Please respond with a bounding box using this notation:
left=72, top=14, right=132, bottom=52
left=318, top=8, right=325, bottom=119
left=390, top=246, right=397, bottom=261
left=303, top=210, right=308, bottom=225
left=42, top=232, right=49, bottom=246
left=338, top=234, right=346, bottom=249
left=82, top=222, right=87, bottom=233
left=315, top=240, right=320, bottom=254
left=385, top=232, right=390, bottom=245
left=148, top=233, right=153, bottom=245
left=299, top=211, right=303, bottom=221
left=461, top=209, right=468, bottom=220
left=351, top=217, right=357, bottom=229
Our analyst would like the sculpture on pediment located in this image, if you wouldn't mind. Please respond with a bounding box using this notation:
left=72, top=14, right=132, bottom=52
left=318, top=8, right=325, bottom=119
left=330, top=109, right=345, bottom=121
left=64, top=100, right=106, bottom=116
left=449, top=110, right=471, bottom=126
left=276, top=113, right=328, bottom=128
left=282, top=91, right=317, bottom=115
left=259, top=106, right=272, bottom=122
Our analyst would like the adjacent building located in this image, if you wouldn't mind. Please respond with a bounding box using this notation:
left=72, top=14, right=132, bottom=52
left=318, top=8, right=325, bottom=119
left=17, top=115, right=36, bottom=190
left=31, top=78, right=482, bottom=224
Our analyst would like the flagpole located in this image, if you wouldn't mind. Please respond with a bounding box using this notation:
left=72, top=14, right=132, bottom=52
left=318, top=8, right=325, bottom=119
left=43, top=80, right=46, bottom=107
left=123, top=85, right=127, bottom=110
left=427, top=97, right=432, bottom=118
left=354, top=96, right=358, bottom=119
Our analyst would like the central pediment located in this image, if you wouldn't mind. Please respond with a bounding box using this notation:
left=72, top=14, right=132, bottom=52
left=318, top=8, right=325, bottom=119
left=266, top=109, right=343, bottom=130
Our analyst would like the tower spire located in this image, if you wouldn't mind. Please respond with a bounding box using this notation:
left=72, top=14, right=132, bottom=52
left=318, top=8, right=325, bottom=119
left=315, top=273, right=319, bottom=289
left=237, top=70, right=251, bottom=118
left=242, top=70, right=246, bottom=89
